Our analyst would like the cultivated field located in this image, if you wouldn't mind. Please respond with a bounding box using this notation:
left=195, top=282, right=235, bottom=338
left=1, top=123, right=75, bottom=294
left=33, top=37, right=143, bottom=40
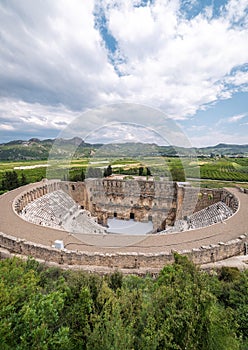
left=1, top=156, right=248, bottom=193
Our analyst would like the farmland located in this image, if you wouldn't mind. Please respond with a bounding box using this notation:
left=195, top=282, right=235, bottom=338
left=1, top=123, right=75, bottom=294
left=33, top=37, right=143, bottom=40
left=0, top=155, right=248, bottom=194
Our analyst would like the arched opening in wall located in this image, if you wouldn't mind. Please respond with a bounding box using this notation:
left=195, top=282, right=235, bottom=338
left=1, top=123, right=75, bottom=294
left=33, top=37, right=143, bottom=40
left=148, top=215, right=152, bottom=221
left=114, top=212, right=117, bottom=218
left=71, top=185, right=75, bottom=191
left=81, top=205, right=84, bottom=209
left=130, top=213, right=135, bottom=220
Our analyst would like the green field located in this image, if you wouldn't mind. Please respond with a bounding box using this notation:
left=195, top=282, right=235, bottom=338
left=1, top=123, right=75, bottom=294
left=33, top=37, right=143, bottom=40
left=0, top=156, right=248, bottom=193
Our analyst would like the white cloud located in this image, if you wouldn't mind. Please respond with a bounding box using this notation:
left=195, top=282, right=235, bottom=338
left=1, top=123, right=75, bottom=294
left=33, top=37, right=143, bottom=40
left=224, top=0, right=248, bottom=23
left=228, top=113, right=247, bottom=123
left=0, top=0, right=248, bottom=142
left=0, top=0, right=118, bottom=109
left=0, top=98, right=79, bottom=132
left=85, top=122, right=166, bottom=145
left=101, top=0, right=248, bottom=116
left=225, top=71, right=248, bottom=86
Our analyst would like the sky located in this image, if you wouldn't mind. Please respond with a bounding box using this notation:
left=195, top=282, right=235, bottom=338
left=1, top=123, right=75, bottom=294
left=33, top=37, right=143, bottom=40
left=0, top=0, right=248, bottom=147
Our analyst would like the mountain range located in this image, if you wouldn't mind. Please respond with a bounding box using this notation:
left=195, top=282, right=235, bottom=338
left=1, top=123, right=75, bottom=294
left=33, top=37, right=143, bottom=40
left=0, top=138, right=247, bottom=161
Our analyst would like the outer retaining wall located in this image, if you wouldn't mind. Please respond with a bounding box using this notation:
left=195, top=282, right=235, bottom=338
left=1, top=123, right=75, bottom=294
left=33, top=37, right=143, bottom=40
left=0, top=230, right=247, bottom=270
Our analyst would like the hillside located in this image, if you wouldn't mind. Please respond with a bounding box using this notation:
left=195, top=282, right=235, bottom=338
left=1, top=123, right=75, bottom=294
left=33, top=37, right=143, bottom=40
left=197, top=143, right=248, bottom=156
left=0, top=138, right=101, bottom=161
left=0, top=138, right=247, bottom=160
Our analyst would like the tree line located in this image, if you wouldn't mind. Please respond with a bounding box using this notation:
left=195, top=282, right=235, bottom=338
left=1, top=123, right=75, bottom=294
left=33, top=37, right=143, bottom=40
left=1, top=170, right=27, bottom=192
left=0, top=254, right=247, bottom=349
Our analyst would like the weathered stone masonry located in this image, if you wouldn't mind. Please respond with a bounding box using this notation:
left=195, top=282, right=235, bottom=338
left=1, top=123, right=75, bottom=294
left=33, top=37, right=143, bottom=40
left=0, top=231, right=247, bottom=269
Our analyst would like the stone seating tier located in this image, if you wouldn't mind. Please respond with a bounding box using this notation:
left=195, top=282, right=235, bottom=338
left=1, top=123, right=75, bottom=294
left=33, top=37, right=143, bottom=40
left=21, top=190, right=106, bottom=234
left=162, top=201, right=233, bottom=234
left=20, top=189, right=234, bottom=235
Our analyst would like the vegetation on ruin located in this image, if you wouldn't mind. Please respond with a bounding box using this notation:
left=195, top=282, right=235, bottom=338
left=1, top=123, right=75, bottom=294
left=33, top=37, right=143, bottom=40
left=1, top=255, right=248, bottom=349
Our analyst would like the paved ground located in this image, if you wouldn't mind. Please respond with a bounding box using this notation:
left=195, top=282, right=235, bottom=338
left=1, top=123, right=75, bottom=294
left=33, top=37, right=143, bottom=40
left=0, top=183, right=247, bottom=254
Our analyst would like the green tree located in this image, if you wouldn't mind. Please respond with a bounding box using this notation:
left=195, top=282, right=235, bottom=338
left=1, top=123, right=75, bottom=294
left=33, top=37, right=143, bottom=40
left=0, top=255, right=245, bottom=350
left=146, top=167, right=152, bottom=176
left=103, top=165, right=113, bottom=177
left=19, top=291, right=70, bottom=349
left=81, top=168, right=85, bottom=181
left=106, top=270, right=123, bottom=291
left=138, top=166, right=144, bottom=176
left=217, top=268, right=248, bottom=344
left=70, top=169, right=85, bottom=182
left=20, top=172, right=27, bottom=186
left=153, top=254, right=239, bottom=350
left=1, top=170, right=19, bottom=191
left=0, top=258, right=71, bottom=349
left=170, top=167, right=186, bottom=182
left=87, top=282, right=134, bottom=350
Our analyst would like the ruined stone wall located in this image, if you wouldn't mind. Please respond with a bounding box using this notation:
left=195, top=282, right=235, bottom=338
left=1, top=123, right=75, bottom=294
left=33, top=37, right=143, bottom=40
left=84, top=179, right=177, bottom=231
left=59, top=179, right=177, bottom=230
left=175, top=185, right=198, bottom=219
left=0, top=231, right=247, bottom=270
left=59, top=181, right=88, bottom=206
left=176, top=186, right=239, bottom=220
left=194, top=189, right=228, bottom=212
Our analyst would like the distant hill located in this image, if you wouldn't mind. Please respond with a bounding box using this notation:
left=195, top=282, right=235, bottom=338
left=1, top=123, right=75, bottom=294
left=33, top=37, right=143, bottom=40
left=0, top=137, right=101, bottom=161
left=196, top=143, right=248, bottom=156
left=0, top=138, right=247, bottom=161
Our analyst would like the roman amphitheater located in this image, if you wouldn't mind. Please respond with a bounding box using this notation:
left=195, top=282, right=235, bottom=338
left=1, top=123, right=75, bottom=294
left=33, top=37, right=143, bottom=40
left=0, top=177, right=248, bottom=274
